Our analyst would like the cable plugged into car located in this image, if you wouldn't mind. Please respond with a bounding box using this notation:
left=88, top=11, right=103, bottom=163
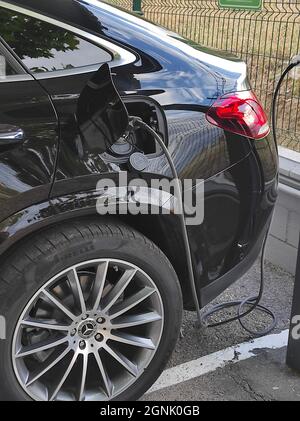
left=129, top=116, right=203, bottom=324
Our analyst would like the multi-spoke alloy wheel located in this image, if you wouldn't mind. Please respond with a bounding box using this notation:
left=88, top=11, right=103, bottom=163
left=12, top=259, right=164, bottom=401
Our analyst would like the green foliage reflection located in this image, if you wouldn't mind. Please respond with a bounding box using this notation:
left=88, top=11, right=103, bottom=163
left=0, top=10, right=79, bottom=60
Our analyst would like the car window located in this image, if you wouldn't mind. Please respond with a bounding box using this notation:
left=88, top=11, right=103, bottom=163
left=0, top=7, right=112, bottom=75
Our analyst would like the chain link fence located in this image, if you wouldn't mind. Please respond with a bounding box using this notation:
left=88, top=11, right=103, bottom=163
left=107, top=0, right=300, bottom=152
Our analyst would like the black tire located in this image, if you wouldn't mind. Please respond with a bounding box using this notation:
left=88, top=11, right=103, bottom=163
left=0, top=218, right=183, bottom=401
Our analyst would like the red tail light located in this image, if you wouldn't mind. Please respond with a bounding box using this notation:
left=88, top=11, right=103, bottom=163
left=206, top=91, right=270, bottom=140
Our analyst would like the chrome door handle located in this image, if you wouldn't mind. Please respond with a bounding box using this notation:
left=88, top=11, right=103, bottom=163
left=0, top=124, right=24, bottom=145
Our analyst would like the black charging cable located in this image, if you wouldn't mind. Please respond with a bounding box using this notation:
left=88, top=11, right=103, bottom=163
left=131, top=115, right=274, bottom=336
left=200, top=230, right=277, bottom=336
left=130, top=117, right=203, bottom=325
left=272, top=61, right=299, bottom=152
left=200, top=58, right=300, bottom=337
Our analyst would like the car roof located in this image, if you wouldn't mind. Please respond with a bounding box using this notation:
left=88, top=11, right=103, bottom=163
left=1, top=0, right=177, bottom=41
left=2, top=0, right=107, bottom=32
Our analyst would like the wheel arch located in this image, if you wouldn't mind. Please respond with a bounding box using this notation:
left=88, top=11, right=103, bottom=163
left=0, top=196, right=195, bottom=310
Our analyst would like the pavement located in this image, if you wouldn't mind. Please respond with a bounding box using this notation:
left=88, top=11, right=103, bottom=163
left=141, top=260, right=300, bottom=401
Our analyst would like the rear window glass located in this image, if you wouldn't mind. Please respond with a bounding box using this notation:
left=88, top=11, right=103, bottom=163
left=0, top=7, right=112, bottom=74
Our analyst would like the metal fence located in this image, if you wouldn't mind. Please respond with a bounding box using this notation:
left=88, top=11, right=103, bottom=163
left=107, top=0, right=300, bottom=152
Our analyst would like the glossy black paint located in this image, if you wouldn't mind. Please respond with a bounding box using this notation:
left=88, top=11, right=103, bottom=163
left=0, top=0, right=278, bottom=308
left=0, top=76, right=58, bottom=220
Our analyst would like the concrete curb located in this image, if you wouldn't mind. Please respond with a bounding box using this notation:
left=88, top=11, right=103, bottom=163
left=266, top=147, right=300, bottom=275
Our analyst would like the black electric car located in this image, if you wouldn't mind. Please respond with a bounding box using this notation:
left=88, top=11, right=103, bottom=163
left=0, top=0, right=278, bottom=401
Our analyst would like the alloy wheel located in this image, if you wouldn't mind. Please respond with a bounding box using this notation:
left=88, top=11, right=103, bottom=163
left=12, top=259, right=164, bottom=401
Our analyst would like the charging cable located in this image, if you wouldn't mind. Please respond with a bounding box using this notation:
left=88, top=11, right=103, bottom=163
left=200, top=231, right=277, bottom=336
left=130, top=117, right=203, bottom=325
left=200, top=56, right=300, bottom=337
left=131, top=56, right=300, bottom=336
left=272, top=55, right=300, bottom=151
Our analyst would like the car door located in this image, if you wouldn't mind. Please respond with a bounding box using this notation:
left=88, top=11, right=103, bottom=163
left=0, top=38, right=58, bottom=222
left=0, top=4, right=130, bottom=198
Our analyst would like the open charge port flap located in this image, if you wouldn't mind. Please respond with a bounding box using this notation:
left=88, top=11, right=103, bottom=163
left=122, top=96, right=168, bottom=158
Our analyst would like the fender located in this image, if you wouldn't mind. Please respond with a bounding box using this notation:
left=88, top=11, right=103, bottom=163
left=0, top=185, right=182, bottom=257
left=0, top=184, right=201, bottom=309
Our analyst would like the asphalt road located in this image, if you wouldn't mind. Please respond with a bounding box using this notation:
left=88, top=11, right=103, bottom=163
left=141, top=261, right=299, bottom=401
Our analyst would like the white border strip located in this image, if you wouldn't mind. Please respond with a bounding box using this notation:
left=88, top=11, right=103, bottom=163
left=148, top=329, right=289, bottom=394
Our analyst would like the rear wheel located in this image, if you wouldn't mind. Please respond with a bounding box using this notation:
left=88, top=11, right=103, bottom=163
left=0, top=219, right=183, bottom=401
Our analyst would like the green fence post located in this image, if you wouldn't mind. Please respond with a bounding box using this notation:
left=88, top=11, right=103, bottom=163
left=133, top=0, right=143, bottom=15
